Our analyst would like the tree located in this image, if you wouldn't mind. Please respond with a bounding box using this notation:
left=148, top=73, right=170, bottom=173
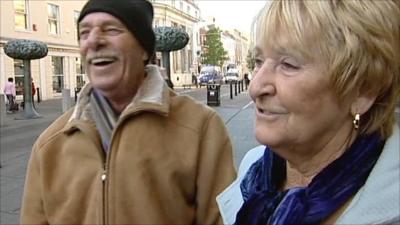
left=246, top=48, right=255, bottom=72
left=201, top=27, right=228, bottom=68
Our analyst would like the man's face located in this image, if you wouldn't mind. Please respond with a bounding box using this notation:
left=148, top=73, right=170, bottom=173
left=78, top=12, right=149, bottom=101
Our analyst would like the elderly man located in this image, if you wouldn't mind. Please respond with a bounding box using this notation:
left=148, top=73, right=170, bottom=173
left=20, top=0, right=236, bottom=224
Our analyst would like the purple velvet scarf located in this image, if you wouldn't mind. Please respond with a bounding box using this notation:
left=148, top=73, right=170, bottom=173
left=235, top=132, right=384, bottom=225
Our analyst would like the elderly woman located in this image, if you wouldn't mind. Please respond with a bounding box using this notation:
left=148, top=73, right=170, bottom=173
left=217, top=1, right=400, bottom=224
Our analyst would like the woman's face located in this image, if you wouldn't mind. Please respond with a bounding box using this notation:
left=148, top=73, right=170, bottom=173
left=249, top=43, right=353, bottom=158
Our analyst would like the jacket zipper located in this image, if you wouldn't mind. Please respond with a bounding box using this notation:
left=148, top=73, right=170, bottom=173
left=101, top=119, right=124, bottom=225
left=102, top=144, right=113, bottom=225
left=101, top=167, right=107, bottom=225
left=72, top=122, right=109, bottom=224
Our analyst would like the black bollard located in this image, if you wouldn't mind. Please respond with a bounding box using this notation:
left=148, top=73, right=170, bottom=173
left=238, top=81, right=241, bottom=94
left=235, top=82, right=237, bottom=96
left=36, top=87, right=41, bottom=103
left=230, top=82, right=233, bottom=99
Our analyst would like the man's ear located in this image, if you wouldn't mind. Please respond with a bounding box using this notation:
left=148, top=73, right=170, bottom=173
left=142, top=51, right=149, bottom=61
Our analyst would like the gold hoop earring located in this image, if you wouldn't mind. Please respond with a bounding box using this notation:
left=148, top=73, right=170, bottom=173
left=353, top=113, right=360, bottom=130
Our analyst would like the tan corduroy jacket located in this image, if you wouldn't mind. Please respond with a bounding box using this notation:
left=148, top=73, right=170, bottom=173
left=20, top=65, right=237, bottom=225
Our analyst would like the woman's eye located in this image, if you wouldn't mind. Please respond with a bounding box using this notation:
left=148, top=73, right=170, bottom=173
left=281, top=60, right=300, bottom=70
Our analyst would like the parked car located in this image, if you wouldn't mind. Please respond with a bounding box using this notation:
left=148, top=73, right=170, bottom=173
left=198, top=66, right=223, bottom=86
left=225, top=69, right=239, bottom=83
left=198, top=74, right=223, bottom=85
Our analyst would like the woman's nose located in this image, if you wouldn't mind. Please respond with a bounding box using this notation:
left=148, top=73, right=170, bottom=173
left=250, top=60, right=276, bottom=97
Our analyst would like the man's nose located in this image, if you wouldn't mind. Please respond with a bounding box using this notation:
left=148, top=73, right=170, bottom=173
left=86, top=28, right=105, bottom=49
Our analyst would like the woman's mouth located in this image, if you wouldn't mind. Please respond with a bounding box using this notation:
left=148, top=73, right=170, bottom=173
left=257, top=107, right=286, bottom=118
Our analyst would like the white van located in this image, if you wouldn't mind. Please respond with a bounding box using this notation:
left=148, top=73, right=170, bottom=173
left=225, top=68, right=239, bottom=83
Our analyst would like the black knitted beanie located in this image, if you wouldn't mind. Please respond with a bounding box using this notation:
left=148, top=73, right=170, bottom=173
left=78, top=0, right=155, bottom=60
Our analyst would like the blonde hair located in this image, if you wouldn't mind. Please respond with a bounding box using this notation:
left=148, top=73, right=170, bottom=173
left=254, top=0, right=400, bottom=139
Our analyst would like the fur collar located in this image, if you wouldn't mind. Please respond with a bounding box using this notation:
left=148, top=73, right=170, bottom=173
left=69, top=65, right=170, bottom=123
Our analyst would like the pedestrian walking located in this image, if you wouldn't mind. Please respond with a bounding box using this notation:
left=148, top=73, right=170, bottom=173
left=3, top=77, right=16, bottom=113
left=217, top=1, right=400, bottom=224
left=20, top=0, right=236, bottom=224
left=192, top=72, right=198, bottom=88
left=31, top=78, right=36, bottom=108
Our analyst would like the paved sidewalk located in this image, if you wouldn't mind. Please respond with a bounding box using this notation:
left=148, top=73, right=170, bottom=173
left=1, top=99, right=65, bottom=225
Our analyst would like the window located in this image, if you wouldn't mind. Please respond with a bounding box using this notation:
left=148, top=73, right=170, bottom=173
left=187, top=5, right=190, bottom=14
left=52, top=56, right=64, bottom=93
left=180, top=1, right=183, bottom=11
left=14, top=0, right=28, bottom=30
left=187, top=28, right=192, bottom=45
left=188, top=50, right=193, bottom=71
left=75, top=58, right=85, bottom=90
left=172, top=51, right=182, bottom=73
left=181, top=50, right=187, bottom=72
left=14, top=60, right=25, bottom=96
left=74, top=11, right=80, bottom=39
left=47, top=3, right=60, bottom=35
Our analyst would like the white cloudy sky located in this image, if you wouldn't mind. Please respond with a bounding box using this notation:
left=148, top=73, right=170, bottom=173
left=196, top=1, right=269, bottom=35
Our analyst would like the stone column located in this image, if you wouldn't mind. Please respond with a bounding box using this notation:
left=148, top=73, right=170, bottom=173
left=21, top=60, right=40, bottom=118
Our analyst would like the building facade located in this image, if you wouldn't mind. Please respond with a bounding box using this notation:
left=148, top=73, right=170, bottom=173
left=151, top=0, right=201, bottom=86
left=231, top=29, right=250, bottom=77
left=221, top=31, right=237, bottom=74
left=200, top=25, right=250, bottom=78
left=0, top=0, right=87, bottom=101
left=1, top=0, right=248, bottom=101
